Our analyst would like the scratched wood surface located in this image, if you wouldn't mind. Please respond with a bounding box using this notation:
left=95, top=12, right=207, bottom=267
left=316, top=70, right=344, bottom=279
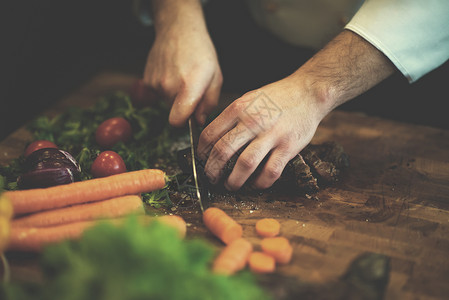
left=1, top=72, right=449, bottom=300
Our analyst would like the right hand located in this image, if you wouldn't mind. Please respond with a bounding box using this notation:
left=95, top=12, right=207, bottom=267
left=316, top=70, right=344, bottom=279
left=197, top=74, right=325, bottom=191
left=143, top=21, right=222, bottom=127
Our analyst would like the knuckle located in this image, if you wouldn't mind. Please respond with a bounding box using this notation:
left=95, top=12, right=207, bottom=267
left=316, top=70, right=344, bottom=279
left=229, top=101, right=243, bottom=115
left=238, top=153, right=258, bottom=170
left=277, top=131, right=300, bottom=151
left=277, top=135, right=294, bottom=150
left=198, top=143, right=214, bottom=160
left=159, top=76, right=174, bottom=94
left=240, top=115, right=259, bottom=131
left=205, top=157, right=223, bottom=181
left=231, top=97, right=252, bottom=114
left=265, top=160, right=284, bottom=180
left=210, top=141, right=231, bottom=162
left=200, top=128, right=214, bottom=146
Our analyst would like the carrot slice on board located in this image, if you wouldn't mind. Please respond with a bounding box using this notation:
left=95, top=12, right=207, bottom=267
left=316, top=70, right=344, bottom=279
left=248, top=251, right=276, bottom=274
left=255, top=218, right=280, bottom=237
left=213, top=238, right=253, bottom=275
left=261, top=236, right=293, bottom=264
left=203, top=207, right=242, bottom=244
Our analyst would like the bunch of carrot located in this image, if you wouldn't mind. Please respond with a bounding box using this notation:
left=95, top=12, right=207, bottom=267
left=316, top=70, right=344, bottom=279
left=4, top=169, right=186, bottom=251
left=203, top=207, right=293, bottom=275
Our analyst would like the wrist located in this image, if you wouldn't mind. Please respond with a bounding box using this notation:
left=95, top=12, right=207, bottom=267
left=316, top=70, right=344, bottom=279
left=290, top=30, right=395, bottom=119
left=288, top=70, right=336, bottom=122
left=151, top=0, right=206, bottom=35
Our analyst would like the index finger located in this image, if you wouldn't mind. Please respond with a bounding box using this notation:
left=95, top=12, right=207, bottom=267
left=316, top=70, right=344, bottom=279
left=168, top=73, right=213, bottom=127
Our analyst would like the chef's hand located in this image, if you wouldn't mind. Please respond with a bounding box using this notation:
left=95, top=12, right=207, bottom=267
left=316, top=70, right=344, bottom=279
left=144, top=0, right=222, bottom=127
left=197, top=30, right=395, bottom=191
left=197, top=74, right=327, bottom=191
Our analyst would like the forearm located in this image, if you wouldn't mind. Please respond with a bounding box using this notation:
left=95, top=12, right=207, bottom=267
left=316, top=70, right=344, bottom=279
left=151, top=0, right=207, bottom=34
left=293, top=30, right=396, bottom=117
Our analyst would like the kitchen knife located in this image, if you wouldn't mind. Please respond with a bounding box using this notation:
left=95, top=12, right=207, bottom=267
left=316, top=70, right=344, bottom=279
left=188, top=117, right=210, bottom=212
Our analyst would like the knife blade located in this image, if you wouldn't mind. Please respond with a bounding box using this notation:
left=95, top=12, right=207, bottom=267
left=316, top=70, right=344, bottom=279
left=188, top=117, right=210, bottom=212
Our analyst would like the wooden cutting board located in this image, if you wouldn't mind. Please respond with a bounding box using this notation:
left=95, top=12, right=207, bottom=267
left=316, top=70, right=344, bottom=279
left=1, top=72, right=449, bottom=300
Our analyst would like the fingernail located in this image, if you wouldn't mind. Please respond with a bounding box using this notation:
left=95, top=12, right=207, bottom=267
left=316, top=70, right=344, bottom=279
left=224, top=180, right=233, bottom=191
left=168, top=110, right=184, bottom=127
left=206, top=172, right=216, bottom=185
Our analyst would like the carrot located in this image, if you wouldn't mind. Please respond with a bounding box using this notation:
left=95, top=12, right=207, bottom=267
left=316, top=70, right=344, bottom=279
left=255, top=218, right=280, bottom=237
left=203, top=207, right=243, bottom=244
left=133, top=215, right=187, bottom=238
left=212, top=238, right=253, bottom=275
left=0, top=193, right=13, bottom=252
left=157, top=215, right=187, bottom=238
left=260, top=236, right=293, bottom=264
left=248, top=251, right=276, bottom=274
left=11, top=195, right=144, bottom=228
left=8, top=215, right=187, bottom=252
left=5, top=169, right=166, bottom=216
left=8, top=220, right=95, bottom=251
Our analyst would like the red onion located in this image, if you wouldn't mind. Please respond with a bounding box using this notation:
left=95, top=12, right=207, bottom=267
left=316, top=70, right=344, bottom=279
left=17, top=148, right=81, bottom=189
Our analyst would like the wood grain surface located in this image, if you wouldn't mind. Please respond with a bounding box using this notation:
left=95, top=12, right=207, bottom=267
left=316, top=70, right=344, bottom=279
left=1, top=72, right=449, bottom=300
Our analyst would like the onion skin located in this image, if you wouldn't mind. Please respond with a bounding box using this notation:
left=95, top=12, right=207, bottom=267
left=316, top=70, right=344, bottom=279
left=17, top=167, right=76, bottom=189
left=17, top=148, right=81, bottom=189
left=24, top=148, right=80, bottom=172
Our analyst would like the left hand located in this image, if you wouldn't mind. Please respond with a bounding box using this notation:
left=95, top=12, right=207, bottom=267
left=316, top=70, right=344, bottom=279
left=197, top=74, right=328, bottom=191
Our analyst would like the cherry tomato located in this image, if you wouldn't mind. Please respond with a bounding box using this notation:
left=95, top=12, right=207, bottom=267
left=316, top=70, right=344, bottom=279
left=91, top=151, right=127, bottom=178
left=95, top=117, right=132, bottom=148
left=24, top=140, right=58, bottom=157
left=129, top=79, right=158, bottom=108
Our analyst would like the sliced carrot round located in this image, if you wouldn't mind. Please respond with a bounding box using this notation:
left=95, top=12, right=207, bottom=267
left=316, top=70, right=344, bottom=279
left=248, top=251, right=276, bottom=274
left=255, top=218, right=280, bottom=237
left=261, top=236, right=293, bottom=264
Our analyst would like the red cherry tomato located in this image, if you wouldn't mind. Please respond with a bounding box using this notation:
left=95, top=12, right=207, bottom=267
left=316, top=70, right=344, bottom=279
left=95, top=117, right=132, bottom=148
left=24, top=140, right=58, bottom=157
left=129, top=79, right=158, bottom=108
left=91, top=151, right=127, bottom=178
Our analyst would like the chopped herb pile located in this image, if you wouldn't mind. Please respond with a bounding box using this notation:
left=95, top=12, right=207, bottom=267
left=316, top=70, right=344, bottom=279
left=1, top=217, right=271, bottom=300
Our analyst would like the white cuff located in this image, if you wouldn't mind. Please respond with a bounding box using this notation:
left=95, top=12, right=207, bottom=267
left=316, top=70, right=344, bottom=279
left=345, top=0, right=449, bottom=83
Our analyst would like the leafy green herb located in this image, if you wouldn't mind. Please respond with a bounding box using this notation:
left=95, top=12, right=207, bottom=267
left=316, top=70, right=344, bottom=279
left=28, top=92, right=180, bottom=180
left=1, top=217, right=271, bottom=300
left=142, top=184, right=173, bottom=209
left=0, top=158, right=24, bottom=191
left=0, top=91, right=187, bottom=206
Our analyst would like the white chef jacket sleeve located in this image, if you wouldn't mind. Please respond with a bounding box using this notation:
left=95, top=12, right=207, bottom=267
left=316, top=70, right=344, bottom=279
left=345, top=0, right=449, bottom=83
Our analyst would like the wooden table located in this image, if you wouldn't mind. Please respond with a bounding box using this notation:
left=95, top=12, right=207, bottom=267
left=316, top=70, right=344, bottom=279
left=2, top=72, right=449, bottom=300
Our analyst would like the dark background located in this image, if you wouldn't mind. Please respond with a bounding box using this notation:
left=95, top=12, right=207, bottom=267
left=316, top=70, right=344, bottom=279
left=1, top=0, right=448, bottom=141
